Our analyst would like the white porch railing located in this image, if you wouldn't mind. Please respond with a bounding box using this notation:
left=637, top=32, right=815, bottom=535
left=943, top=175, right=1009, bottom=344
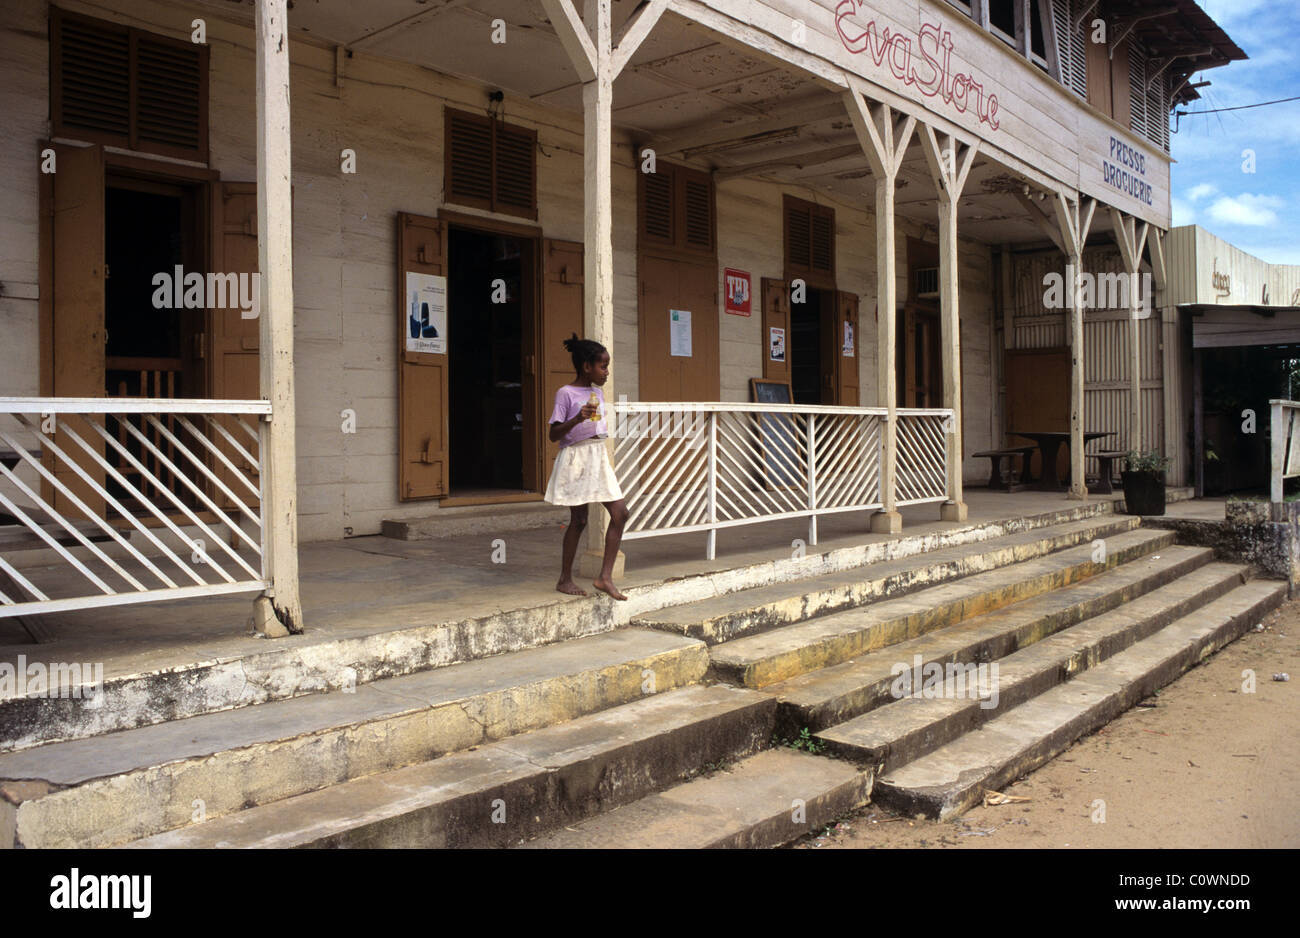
left=0, top=398, right=272, bottom=621
left=611, top=401, right=952, bottom=559
left=1269, top=399, right=1300, bottom=506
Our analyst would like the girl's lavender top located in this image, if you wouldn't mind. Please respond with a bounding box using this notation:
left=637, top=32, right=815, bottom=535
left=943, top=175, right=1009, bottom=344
left=550, top=384, right=608, bottom=448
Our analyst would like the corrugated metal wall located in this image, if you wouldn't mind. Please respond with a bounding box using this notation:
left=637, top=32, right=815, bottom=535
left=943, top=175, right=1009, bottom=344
left=1008, top=247, right=1165, bottom=481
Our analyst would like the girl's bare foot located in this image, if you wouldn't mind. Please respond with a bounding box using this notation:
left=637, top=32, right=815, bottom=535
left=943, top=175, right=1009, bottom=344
left=556, top=579, right=588, bottom=596
left=592, top=578, right=627, bottom=601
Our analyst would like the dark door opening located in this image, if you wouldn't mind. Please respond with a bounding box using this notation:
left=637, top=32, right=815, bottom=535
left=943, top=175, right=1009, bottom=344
left=103, top=178, right=204, bottom=508
left=447, top=226, right=536, bottom=493
left=897, top=303, right=942, bottom=407
left=790, top=287, right=828, bottom=405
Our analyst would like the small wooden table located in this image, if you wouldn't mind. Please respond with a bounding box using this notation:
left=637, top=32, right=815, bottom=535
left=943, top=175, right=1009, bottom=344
left=1010, top=430, right=1116, bottom=491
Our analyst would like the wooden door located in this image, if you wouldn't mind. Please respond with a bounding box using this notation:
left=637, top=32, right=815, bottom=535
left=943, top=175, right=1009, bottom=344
left=47, top=142, right=106, bottom=516
left=1005, top=347, right=1070, bottom=480
left=835, top=291, right=860, bottom=405
left=638, top=254, right=719, bottom=402
left=540, top=239, right=584, bottom=477
left=1086, top=33, right=1114, bottom=118
left=762, top=277, right=790, bottom=385
left=397, top=213, right=450, bottom=499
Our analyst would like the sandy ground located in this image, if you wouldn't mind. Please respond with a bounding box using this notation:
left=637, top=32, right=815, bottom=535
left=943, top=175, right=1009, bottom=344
left=797, top=597, right=1300, bottom=849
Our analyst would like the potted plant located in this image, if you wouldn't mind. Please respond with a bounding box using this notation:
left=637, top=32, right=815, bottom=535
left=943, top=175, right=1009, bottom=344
left=1121, top=450, right=1171, bottom=516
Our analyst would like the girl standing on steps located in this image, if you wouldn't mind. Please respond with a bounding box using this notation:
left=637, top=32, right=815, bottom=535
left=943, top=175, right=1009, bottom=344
left=544, top=333, right=630, bottom=601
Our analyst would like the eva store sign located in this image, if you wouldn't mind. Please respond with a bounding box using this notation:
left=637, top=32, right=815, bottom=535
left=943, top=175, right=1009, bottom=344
left=834, top=2, right=1001, bottom=130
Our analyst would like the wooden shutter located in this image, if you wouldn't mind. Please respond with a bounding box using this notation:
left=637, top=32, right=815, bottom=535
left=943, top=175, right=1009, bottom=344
left=638, top=162, right=714, bottom=257
left=1109, top=37, right=1132, bottom=129
left=47, top=143, right=107, bottom=516
left=541, top=240, right=585, bottom=474
left=836, top=291, right=860, bottom=406
left=681, top=170, right=714, bottom=254
left=762, top=278, right=790, bottom=384
left=398, top=213, right=450, bottom=499
left=784, top=196, right=835, bottom=287
left=444, top=108, right=537, bottom=219
left=1086, top=31, right=1113, bottom=118
left=51, top=8, right=207, bottom=161
left=639, top=164, right=676, bottom=247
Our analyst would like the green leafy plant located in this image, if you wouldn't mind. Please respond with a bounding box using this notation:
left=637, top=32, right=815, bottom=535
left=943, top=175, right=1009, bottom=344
left=1125, top=450, right=1171, bottom=473
left=788, top=727, right=825, bottom=755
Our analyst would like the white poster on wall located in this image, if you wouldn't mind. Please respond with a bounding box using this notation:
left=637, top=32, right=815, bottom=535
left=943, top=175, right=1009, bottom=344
left=770, top=327, right=786, bottom=362
left=670, top=309, right=692, bottom=357
left=405, top=272, right=447, bottom=354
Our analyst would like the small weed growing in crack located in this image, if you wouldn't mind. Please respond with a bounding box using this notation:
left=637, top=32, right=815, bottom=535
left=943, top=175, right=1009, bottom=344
left=774, top=727, right=825, bottom=755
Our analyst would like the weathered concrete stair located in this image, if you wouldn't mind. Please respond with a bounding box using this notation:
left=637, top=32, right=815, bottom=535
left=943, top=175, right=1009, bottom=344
left=709, top=528, right=1175, bottom=689
left=0, top=629, right=714, bottom=848
left=869, top=578, right=1285, bottom=819
left=516, top=748, right=871, bottom=849
left=635, top=514, right=1141, bottom=644
left=813, top=560, right=1248, bottom=770
left=768, top=544, right=1217, bottom=736
left=122, top=684, right=775, bottom=849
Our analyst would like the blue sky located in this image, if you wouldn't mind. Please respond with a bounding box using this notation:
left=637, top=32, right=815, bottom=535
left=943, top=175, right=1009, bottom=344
left=1169, top=0, right=1300, bottom=263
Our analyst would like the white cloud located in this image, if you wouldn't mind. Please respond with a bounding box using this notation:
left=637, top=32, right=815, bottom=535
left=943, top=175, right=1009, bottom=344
left=1186, top=183, right=1217, bottom=202
left=1206, top=192, right=1285, bottom=227
left=1171, top=196, right=1197, bottom=226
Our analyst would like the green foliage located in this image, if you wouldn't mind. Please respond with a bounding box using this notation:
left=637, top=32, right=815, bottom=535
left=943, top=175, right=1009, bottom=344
left=787, top=727, right=825, bottom=755
left=1125, top=450, right=1171, bottom=473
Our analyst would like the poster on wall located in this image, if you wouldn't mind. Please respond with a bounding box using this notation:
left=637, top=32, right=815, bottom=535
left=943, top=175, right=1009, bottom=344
left=724, top=268, right=751, bottom=316
left=842, top=320, right=854, bottom=357
left=404, top=272, right=447, bottom=354
left=769, top=327, right=786, bottom=363
left=670, top=309, right=693, bottom=357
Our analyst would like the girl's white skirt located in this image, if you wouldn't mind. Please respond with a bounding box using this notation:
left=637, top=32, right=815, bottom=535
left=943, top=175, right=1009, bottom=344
left=544, top=437, right=624, bottom=506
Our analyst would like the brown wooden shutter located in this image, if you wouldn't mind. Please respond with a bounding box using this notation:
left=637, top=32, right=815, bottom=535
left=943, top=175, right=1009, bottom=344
left=445, top=110, right=493, bottom=211
left=398, top=213, right=451, bottom=499
left=681, top=171, right=714, bottom=253
left=541, top=240, right=585, bottom=474
left=46, top=142, right=107, bottom=516
left=494, top=122, right=537, bottom=219
left=133, top=33, right=206, bottom=157
left=51, top=9, right=207, bottom=160
left=639, top=165, right=675, bottom=246
left=811, top=209, right=835, bottom=276
left=762, top=277, right=790, bottom=384
left=785, top=202, right=811, bottom=272
left=784, top=196, right=835, bottom=286
left=444, top=108, right=537, bottom=219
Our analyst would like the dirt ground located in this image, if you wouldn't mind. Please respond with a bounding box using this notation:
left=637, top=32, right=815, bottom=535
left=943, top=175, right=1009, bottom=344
left=797, top=597, right=1300, bottom=849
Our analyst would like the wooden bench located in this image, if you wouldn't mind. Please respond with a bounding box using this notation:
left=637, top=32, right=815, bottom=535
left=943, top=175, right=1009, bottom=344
left=973, top=446, right=1037, bottom=491
left=1089, top=450, right=1128, bottom=495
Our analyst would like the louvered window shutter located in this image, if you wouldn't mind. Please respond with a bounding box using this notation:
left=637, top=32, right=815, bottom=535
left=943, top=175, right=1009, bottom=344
left=811, top=209, right=834, bottom=275
left=681, top=173, right=714, bottom=253
left=52, top=9, right=208, bottom=160
left=445, top=110, right=494, bottom=211
left=641, top=168, right=675, bottom=245
left=786, top=203, right=811, bottom=272
left=494, top=122, right=537, bottom=218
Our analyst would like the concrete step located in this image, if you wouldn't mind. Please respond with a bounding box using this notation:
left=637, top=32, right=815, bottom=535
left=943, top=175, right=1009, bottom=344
left=120, top=684, right=776, bottom=849
left=635, top=514, right=1142, bottom=644
left=0, top=629, right=711, bottom=848
left=516, top=748, right=872, bottom=849
left=768, top=544, right=1216, bottom=735
left=871, top=578, right=1287, bottom=819
left=381, top=501, right=569, bottom=540
left=709, top=527, right=1176, bottom=689
left=815, top=561, right=1248, bottom=770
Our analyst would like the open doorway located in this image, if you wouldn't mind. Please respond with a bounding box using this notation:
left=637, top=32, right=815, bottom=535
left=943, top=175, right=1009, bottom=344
left=447, top=225, right=537, bottom=494
left=790, top=288, right=830, bottom=405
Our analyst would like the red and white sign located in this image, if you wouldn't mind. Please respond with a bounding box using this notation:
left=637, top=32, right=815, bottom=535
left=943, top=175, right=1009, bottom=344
left=724, top=268, right=752, bottom=316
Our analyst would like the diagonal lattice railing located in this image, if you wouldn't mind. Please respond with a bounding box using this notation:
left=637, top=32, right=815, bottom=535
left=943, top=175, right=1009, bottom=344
left=612, top=401, right=949, bottom=559
left=0, top=398, right=272, bottom=620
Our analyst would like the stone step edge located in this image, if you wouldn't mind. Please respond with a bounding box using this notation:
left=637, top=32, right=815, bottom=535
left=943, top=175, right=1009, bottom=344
left=870, top=580, right=1287, bottom=820
left=812, top=562, right=1249, bottom=769
left=5, top=637, right=715, bottom=848
left=0, top=500, right=1123, bottom=754
left=710, top=529, right=1178, bottom=689
left=116, top=685, right=778, bottom=850
left=767, top=545, right=1216, bottom=734
left=515, top=748, right=872, bottom=850
left=633, top=515, right=1142, bottom=644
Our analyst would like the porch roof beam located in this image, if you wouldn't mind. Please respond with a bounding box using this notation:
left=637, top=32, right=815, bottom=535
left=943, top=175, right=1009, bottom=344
left=652, top=100, right=846, bottom=157
left=612, top=0, right=669, bottom=78
left=347, top=0, right=475, bottom=50
left=712, top=143, right=862, bottom=181
left=541, top=0, right=598, bottom=83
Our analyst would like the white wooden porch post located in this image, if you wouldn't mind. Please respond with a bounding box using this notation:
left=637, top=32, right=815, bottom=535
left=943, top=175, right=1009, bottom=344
left=544, top=0, right=665, bottom=575
left=1109, top=207, right=1149, bottom=455
left=844, top=79, right=915, bottom=534
left=253, top=0, right=302, bottom=634
left=1149, top=228, right=1180, bottom=484
left=919, top=126, right=979, bottom=522
left=1055, top=193, right=1097, bottom=499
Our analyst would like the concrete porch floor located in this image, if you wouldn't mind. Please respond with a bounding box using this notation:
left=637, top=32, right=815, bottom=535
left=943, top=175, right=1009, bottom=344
left=0, top=488, right=1196, bottom=686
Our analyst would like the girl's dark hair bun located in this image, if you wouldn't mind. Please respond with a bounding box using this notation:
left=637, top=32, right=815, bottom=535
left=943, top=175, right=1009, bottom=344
left=564, top=332, right=608, bottom=371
